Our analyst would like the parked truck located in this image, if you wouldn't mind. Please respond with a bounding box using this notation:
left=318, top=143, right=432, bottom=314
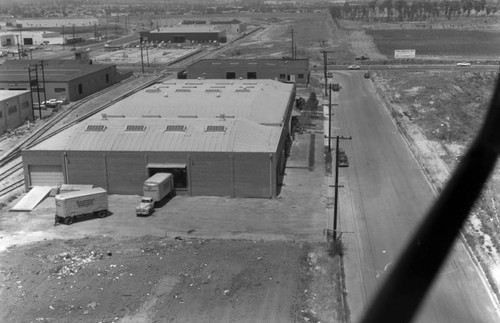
left=136, top=173, right=174, bottom=216
left=55, top=188, right=108, bottom=225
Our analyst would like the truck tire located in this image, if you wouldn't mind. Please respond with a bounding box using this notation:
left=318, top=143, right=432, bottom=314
left=64, top=217, right=73, bottom=225
left=97, top=210, right=107, bottom=218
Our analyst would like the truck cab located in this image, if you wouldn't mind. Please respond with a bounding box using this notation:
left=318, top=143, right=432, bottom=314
left=136, top=197, right=154, bottom=216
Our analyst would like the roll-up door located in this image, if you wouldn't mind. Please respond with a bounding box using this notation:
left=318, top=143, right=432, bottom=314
left=29, top=165, right=64, bottom=187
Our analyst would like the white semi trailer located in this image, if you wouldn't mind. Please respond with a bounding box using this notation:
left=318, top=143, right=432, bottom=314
left=55, top=188, right=108, bottom=225
left=136, top=173, right=174, bottom=216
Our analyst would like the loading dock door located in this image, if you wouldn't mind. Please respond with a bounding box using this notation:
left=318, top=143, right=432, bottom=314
left=29, top=165, right=64, bottom=187
left=147, top=163, right=187, bottom=190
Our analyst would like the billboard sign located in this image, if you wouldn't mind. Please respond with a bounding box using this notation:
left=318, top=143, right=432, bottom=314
left=394, top=49, right=416, bottom=59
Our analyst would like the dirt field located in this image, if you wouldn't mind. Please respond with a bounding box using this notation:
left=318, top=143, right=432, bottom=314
left=0, top=236, right=338, bottom=323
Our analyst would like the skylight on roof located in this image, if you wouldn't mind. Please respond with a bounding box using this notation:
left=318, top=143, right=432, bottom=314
left=175, top=89, right=191, bottom=92
left=165, top=125, right=186, bottom=132
left=85, top=125, right=106, bottom=132
left=206, top=125, right=226, bottom=132
left=125, top=125, right=146, bottom=132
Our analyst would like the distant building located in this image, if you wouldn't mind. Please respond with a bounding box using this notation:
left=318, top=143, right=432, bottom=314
left=181, top=19, right=247, bottom=34
left=0, top=90, right=33, bottom=133
left=0, top=60, right=118, bottom=102
left=186, top=59, right=310, bottom=86
left=140, top=26, right=227, bottom=44
left=0, top=30, right=63, bottom=47
left=14, top=18, right=99, bottom=28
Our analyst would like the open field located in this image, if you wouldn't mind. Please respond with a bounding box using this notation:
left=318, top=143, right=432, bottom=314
left=367, top=29, right=500, bottom=60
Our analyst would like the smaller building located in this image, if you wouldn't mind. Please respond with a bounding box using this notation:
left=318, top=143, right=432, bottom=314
left=0, top=90, right=33, bottom=133
left=140, top=26, right=226, bottom=44
left=0, top=60, right=118, bottom=102
left=0, top=31, right=63, bottom=47
left=186, top=59, right=310, bottom=86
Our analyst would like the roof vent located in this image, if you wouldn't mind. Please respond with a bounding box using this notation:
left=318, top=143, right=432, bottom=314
left=235, top=88, right=250, bottom=93
left=206, top=125, right=226, bottom=132
left=85, top=125, right=107, bottom=132
left=165, top=125, right=186, bottom=132
left=125, top=125, right=146, bottom=132
left=146, top=87, right=161, bottom=93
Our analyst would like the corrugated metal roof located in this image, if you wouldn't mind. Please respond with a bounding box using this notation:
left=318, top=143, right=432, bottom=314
left=29, top=117, right=282, bottom=153
left=101, top=79, right=294, bottom=125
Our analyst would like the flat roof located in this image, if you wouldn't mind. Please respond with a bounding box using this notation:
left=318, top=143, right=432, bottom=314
left=0, top=60, right=114, bottom=83
left=101, top=79, right=294, bottom=125
left=0, top=90, right=30, bottom=101
left=28, top=117, right=282, bottom=153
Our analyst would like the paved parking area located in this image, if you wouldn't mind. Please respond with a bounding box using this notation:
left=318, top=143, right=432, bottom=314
left=0, top=131, right=328, bottom=251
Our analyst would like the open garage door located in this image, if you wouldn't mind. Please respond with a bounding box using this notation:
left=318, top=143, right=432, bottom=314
left=147, top=163, right=187, bottom=190
left=29, top=165, right=64, bottom=187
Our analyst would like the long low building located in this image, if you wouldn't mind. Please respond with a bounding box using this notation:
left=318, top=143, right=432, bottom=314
left=140, top=27, right=227, bottom=43
left=186, top=59, right=310, bottom=86
left=0, top=90, right=33, bottom=133
left=22, top=79, right=296, bottom=198
left=0, top=60, right=118, bottom=102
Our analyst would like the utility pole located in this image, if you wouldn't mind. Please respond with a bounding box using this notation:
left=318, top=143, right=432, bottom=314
left=327, top=84, right=339, bottom=152
left=291, top=28, right=294, bottom=59
left=322, top=50, right=328, bottom=96
left=332, top=135, right=352, bottom=241
left=72, top=24, right=76, bottom=50
left=139, top=35, right=145, bottom=74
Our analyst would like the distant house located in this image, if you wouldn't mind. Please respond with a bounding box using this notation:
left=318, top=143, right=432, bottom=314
left=186, top=59, right=310, bottom=86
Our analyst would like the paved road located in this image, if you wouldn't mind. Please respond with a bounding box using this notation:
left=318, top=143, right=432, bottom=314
left=332, top=71, right=500, bottom=322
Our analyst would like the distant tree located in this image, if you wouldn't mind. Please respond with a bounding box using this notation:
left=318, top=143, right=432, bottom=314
left=306, top=92, right=319, bottom=111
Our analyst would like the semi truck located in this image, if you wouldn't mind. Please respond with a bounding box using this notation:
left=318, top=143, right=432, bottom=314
left=55, top=188, right=108, bottom=225
left=136, top=173, right=174, bottom=216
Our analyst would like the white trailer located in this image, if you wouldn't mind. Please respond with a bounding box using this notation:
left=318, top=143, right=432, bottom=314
left=136, top=173, right=174, bottom=216
left=55, top=188, right=108, bottom=225
left=143, top=173, right=174, bottom=202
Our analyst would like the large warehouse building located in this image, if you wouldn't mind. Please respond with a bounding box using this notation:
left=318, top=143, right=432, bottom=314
left=140, top=26, right=227, bottom=43
left=0, top=90, right=33, bottom=133
left=21, top=79, right=296, bottom=198
left=0, top=60, right=118, bottom=102
left=186, top=59, right=310, bottom=86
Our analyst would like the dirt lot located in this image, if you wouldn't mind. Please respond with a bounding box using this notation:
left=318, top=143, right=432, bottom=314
left=0, top=236, right=338, bottom=323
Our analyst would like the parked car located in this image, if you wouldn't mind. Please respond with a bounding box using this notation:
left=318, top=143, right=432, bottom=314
left=338, top=149, right=349, bottom=167
left=456, top=62, right=471, bottom=67
left=348, top=65, right=361, bottom=70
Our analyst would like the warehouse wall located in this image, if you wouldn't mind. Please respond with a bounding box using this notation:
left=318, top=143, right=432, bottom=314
left=187, top=60, right=309, bottom=86
left=0, top=92, right=33, bottom=133
left=67, top=65, right=117, bottom=101
left=22, top=150, right=276, bottom=198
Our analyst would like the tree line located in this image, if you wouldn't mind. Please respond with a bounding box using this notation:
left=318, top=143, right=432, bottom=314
left=329, top=0, right=498, bottom=21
